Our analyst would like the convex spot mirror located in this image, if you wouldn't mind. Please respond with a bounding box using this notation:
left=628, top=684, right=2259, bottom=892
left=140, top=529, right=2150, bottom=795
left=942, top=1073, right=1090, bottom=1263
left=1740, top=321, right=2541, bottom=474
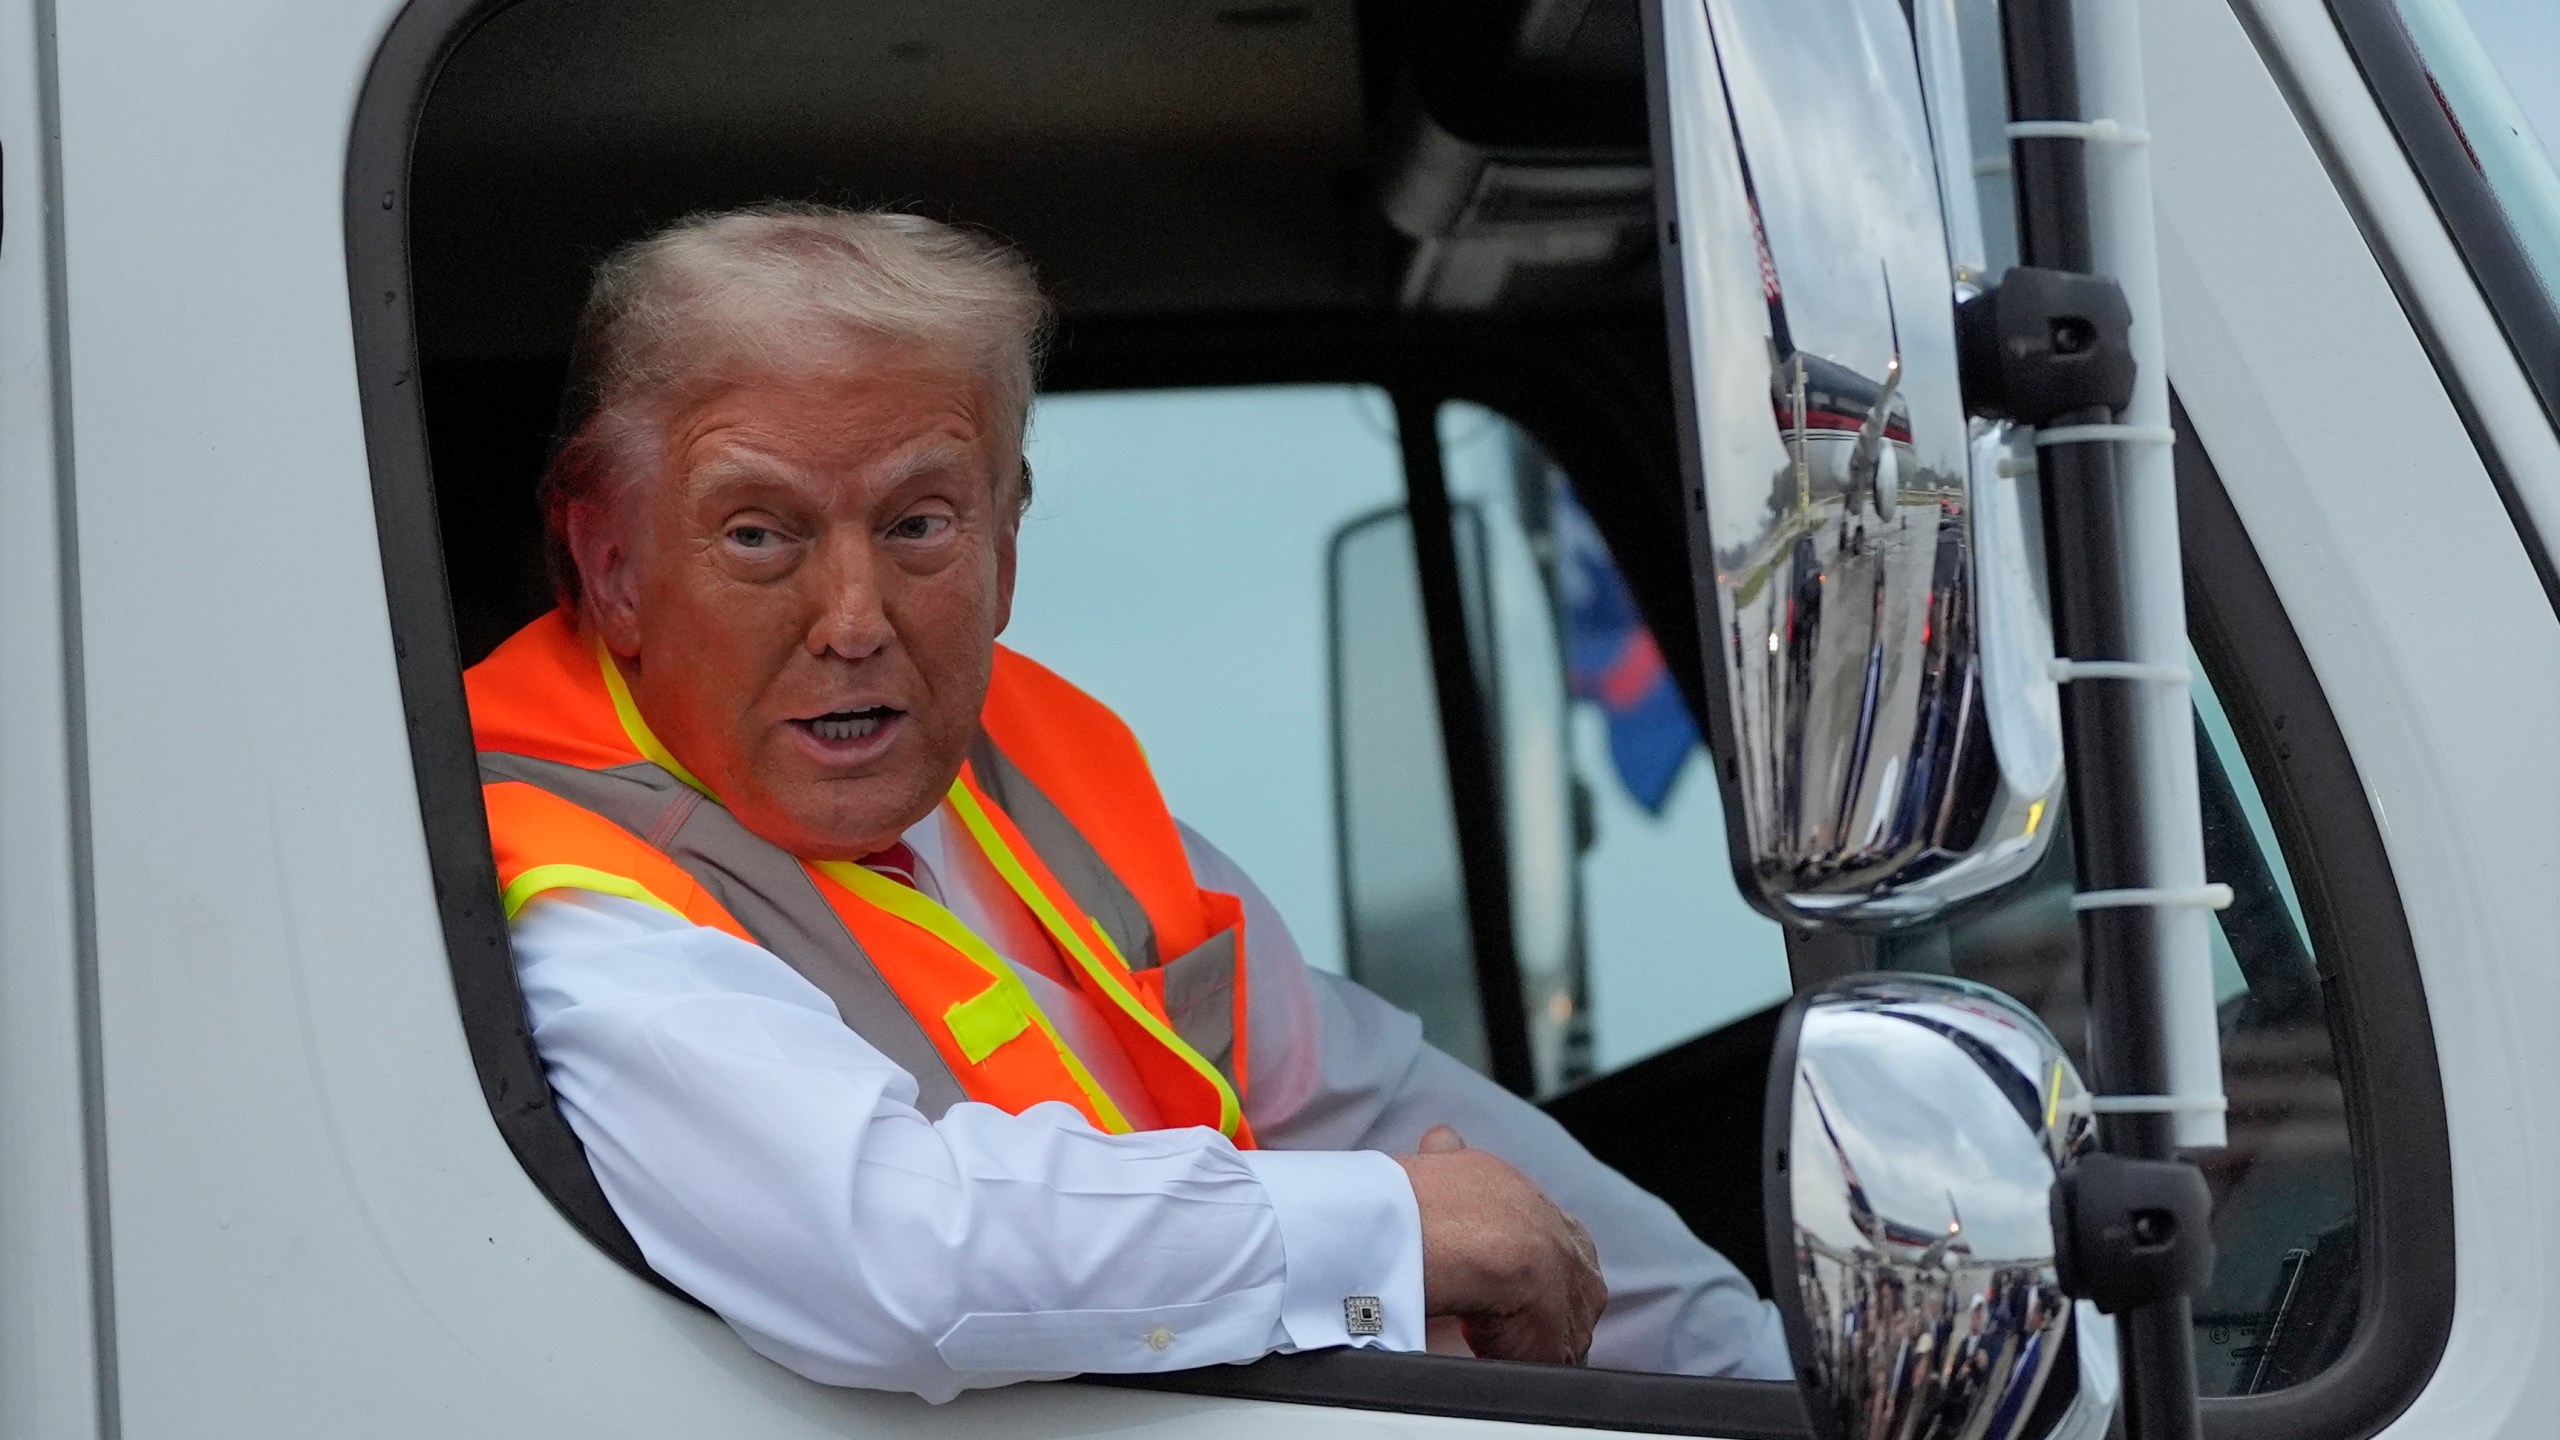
left=1653, top=0, right=2064, bottom=924
left=1767, top=975, right=2121, bottom=1440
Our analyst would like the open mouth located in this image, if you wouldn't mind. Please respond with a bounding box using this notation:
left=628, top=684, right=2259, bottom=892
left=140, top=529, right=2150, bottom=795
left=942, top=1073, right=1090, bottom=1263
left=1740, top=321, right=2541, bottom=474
left=797, top=706, right=902, bottom=743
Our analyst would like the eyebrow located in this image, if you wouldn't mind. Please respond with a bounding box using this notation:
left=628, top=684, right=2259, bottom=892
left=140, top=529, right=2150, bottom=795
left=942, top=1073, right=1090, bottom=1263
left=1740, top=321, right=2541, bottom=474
left=683, top=451, right=801, bottom=493
left=683, top=440, right=979, bottom=507
left=873, top=440, right=972, bottom=488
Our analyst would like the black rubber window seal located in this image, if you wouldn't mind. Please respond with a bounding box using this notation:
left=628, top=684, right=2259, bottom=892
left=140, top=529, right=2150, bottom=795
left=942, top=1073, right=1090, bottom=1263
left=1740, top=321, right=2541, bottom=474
left=2175, top=395, right=2456, bottom=1440
left=345, top=0, right=683, bottom=1300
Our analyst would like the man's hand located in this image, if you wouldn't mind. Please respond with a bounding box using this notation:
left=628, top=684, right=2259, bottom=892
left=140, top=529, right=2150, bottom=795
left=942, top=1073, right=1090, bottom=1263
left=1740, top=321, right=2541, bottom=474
left=1394, top=1125, right=1606, bottom=1365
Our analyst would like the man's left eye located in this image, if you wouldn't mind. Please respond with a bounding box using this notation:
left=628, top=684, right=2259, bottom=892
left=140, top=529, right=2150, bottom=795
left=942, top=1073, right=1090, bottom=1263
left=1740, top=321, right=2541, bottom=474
left=889, top=514, right=951, bottom=541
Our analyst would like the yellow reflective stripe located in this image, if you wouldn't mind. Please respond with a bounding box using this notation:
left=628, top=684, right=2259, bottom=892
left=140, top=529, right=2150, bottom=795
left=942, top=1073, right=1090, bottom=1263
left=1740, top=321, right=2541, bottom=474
left=946, top=779, right=1244, bottom=1139
left=502, top=863, right=687, bottom=922
left=943, top=982, right=1034, bottom=1066
left=813, top=857, right=1134, bottom=1135
left=593, top=633, right=714, bottom=799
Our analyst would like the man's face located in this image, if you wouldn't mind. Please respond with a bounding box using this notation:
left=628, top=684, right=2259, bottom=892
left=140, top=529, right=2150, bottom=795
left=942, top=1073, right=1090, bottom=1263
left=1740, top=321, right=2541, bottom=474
left=574, top=344, right=1016, bottom=859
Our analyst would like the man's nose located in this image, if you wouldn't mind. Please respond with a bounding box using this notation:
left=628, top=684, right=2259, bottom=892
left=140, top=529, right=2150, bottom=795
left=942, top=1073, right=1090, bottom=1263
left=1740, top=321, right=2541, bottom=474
left=805, top=541, right=894, bottom=661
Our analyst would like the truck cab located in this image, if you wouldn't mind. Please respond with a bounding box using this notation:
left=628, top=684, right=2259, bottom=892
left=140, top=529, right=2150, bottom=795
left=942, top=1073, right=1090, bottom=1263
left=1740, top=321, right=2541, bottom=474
left=1, top=1, right=2552, bottom=1437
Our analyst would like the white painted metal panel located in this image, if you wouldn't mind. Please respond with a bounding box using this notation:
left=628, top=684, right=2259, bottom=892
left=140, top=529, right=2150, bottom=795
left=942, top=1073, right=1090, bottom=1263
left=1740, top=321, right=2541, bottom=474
left=2150, top=1, right=2560, bottom=1436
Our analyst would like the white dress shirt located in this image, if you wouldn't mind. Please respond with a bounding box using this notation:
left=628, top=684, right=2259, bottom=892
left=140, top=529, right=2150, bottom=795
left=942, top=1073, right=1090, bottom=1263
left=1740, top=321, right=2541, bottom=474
left=512, top=809, right=1792, bottom=1400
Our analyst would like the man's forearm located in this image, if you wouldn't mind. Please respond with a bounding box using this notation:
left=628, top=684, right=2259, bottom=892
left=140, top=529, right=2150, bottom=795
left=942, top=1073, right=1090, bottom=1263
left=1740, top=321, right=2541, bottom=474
left=519, top=888, right=1427, bottom=1400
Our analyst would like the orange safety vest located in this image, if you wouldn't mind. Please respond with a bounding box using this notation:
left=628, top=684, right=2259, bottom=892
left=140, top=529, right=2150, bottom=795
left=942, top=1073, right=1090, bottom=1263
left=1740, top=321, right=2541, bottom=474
left=466, top=610, right=1254, bottom=1145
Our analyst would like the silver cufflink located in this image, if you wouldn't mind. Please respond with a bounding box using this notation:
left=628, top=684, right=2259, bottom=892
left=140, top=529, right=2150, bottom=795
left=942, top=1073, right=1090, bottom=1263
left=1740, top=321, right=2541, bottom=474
left=1343, top=1295, right=1384, bottom=1336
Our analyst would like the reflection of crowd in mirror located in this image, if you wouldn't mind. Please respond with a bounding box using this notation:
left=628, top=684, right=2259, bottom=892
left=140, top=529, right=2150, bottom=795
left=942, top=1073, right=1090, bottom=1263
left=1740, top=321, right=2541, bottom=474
left=1799, top=1238, right=2071, bottom=1440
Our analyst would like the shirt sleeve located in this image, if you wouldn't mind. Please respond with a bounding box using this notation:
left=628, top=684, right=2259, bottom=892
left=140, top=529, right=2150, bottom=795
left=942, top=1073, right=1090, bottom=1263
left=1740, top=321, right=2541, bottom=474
left=510, top=888, right=1425, bottom=1403
left=1181, top=823, right=1796, bottom=1381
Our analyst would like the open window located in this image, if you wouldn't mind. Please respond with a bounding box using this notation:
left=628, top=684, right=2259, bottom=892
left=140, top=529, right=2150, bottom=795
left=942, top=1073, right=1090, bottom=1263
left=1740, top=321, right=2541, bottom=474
left=354, top=0, right=1810, bottom=1433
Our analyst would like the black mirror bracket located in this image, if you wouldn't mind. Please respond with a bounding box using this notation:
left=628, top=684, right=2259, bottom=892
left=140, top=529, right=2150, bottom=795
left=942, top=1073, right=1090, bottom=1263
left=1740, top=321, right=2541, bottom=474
left=2053, top=1151, right=2217, bottom=1316
left=1954, top=267, right=2136, bottom=426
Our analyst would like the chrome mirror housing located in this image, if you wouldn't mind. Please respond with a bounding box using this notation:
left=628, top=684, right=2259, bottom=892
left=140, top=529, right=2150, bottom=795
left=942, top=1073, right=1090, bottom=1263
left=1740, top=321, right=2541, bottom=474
left=1766, top=976, right=2121, bottom=1440
left=1655, top=0, right=2064, bottom=924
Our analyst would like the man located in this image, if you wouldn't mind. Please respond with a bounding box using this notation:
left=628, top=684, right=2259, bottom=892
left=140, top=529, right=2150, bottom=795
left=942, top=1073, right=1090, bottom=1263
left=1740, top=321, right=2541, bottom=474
left=468, top=204, right=1791, bottom=1401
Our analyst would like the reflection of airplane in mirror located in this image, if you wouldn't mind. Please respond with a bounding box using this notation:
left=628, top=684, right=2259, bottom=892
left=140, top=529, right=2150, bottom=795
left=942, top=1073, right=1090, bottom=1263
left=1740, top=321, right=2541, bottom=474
left=1771, top=350, right=1917, bottom=523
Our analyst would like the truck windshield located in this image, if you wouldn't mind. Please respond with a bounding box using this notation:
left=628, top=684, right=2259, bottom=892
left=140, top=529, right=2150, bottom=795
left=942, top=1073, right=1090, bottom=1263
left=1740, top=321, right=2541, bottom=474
left=2394, top=0, right=2560, bottom=307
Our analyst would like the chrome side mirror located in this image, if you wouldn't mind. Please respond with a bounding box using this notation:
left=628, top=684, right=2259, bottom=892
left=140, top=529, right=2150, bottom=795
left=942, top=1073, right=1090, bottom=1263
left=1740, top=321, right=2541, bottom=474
left=1654, top=0, right=2064, bottom=925
left=1766, top=976, right=2121, bottom=1440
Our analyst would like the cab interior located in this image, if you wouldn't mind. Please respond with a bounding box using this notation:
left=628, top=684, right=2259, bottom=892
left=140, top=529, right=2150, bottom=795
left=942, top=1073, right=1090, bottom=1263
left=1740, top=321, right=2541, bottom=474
left=412, top=0, right=1802, bottom=1315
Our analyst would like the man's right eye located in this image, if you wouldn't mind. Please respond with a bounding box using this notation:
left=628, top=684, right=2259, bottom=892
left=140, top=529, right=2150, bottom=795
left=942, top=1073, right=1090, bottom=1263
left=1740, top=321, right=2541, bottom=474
left=729, top=525, right=774, bottom=549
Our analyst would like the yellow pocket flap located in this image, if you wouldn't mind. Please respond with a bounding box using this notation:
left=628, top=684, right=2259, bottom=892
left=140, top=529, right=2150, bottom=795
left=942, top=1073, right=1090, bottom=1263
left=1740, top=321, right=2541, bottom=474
left=944, top=980, right=1034, bottom=1066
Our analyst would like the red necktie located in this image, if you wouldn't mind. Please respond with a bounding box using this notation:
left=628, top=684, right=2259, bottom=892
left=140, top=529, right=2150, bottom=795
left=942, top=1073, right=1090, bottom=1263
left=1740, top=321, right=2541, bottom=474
left=860, top=840, right=923, bottom=891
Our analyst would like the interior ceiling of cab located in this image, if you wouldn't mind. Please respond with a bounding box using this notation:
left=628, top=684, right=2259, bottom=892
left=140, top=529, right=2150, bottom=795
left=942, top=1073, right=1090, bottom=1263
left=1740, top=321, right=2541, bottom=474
left=410, top=0, right=1653, bottom=363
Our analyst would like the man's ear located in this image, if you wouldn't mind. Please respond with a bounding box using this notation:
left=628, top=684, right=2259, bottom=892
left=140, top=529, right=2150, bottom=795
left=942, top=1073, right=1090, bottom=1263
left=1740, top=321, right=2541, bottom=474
left=567, top=499, right=644, bottom=656
left=991, top=509, right=1019, bottom=639
left=990, top=456, right=1023, bottom=637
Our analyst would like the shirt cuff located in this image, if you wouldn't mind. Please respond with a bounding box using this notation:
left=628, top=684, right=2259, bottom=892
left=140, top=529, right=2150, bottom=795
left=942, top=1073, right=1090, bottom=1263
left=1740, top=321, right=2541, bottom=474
left=1241, top=1148, right=1427, bottom=1355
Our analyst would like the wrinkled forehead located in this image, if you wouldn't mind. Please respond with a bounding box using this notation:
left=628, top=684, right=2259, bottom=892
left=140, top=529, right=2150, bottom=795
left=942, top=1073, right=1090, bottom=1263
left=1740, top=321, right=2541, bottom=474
left=652, top=343, right=1008, bottom=489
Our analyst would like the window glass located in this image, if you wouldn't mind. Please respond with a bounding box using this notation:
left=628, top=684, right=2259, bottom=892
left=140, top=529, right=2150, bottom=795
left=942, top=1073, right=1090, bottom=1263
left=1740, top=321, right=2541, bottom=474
left=1010, top=385, right=1406, bottom=977
left=1017, top=384, right=1793, bottom=1097
left=2185, top=654, right=2356, bottom=1397
left=1876, top=650, right=2358, bottom=1396
left=1436, top=402, right=1793, bottom=1084
left=2395, top=0, right=2560, bottom=304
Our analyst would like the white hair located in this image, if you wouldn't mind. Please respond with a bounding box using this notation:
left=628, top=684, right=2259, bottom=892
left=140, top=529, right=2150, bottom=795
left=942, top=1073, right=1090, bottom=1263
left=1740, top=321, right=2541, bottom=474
left=540, top=204, right=1053, bottom=611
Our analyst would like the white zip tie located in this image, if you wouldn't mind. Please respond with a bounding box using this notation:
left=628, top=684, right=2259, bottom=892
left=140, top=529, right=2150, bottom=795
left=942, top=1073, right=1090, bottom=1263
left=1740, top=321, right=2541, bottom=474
left=2076, top=1093, right=2231, bottom=1116
left=2071, top=884, right=2234, bottom=914
left=2047, top=658, right=2191, bottom=685
left=2034, top=423, right=2177, bottom=448
left=2006, top=118, right=2152, bottom=146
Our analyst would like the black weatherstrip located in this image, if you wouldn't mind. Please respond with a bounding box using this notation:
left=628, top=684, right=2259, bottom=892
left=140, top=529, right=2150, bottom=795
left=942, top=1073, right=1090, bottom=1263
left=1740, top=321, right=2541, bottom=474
left=2176, top=397, right=2455, bottom=1440
left=1092, top=1352, right=1809, bottom=1438
left=344, top=0, right=690, bottom=1303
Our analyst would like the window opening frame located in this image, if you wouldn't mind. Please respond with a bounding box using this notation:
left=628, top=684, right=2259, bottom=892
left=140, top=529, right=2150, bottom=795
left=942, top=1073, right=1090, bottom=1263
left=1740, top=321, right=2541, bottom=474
left=349, top=1, right=1807, bottom=1426
left=2170, top=398, right=2455, bottom=1439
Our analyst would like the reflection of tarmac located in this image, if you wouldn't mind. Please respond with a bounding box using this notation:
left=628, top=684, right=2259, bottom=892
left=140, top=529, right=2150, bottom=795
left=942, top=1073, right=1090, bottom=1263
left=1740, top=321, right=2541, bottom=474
left=1731, top=480, right=1951, bottom=887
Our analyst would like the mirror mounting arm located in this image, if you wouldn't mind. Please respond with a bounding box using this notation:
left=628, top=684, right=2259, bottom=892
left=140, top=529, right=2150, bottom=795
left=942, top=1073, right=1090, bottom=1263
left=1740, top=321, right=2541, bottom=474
left=1954, top=267, right=2136, bottom=426
left=2052, top=1152, right=2217, bottom=1316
